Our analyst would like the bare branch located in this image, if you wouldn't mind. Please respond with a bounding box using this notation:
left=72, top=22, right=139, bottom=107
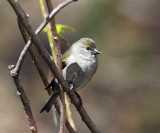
left=12, top=0, right=76, bottom=75
left=18, top=18, right=76, bottom=133
left=45, top=0, right=65, bottom=132
left=17, top=17, right=51, bottom=90
left=8, top=0, right=101, bottom=132
left=8, top=65, right=38, bottom=133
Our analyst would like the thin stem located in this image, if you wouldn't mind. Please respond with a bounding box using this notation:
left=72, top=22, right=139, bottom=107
left=17, top=17, right=51, bottom=91
left=45, top=0, right=65, bottom=133
left=38, top=0, right=57, bottom=62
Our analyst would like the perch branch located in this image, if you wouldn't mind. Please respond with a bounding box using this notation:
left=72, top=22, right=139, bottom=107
left=8, top=0, right=101, bottom=132
left=45, top=0, right=65, bottom=133
left=18, top=18, right=76, bottom=133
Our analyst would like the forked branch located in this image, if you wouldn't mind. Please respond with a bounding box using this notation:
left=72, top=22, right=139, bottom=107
left=8, top=0, right=101, bottom=132
left=18, top=18, right=75, bottom=133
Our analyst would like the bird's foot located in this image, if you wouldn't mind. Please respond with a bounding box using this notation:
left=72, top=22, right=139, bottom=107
left=68, top=83, right=82, bottom=110
left=69, top=84, right=74, bottom=92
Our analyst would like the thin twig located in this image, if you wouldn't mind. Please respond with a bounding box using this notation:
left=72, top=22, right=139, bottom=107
left=18, top=17, right=52, bottom=91
left=8, top=0, right=101, bottom=132
left=45, top=0, right=65, bottom=133
left=18, top=18, right=76, bottom=133
left=38, top=0, right=57, bottom=62
left=8, top=65, right=38, bottom=133
left=12, top=0, right=76, bottom=75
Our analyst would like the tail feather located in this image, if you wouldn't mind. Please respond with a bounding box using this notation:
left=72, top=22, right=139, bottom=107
left=41, top=78, right=60, bottom=113
left=40, top=92, right=60, bottom=113
left=45, top=79, right=55, bottom=90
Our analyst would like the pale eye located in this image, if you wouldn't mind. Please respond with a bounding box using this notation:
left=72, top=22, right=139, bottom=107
left=86, top=47, right=90, bottom=50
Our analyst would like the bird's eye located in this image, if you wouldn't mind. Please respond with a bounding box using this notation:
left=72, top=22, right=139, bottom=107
left=86, top=47, right=90, bottom=50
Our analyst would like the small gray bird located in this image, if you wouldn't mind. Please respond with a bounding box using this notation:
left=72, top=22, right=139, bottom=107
left=40, top=38, right=101, bottom=113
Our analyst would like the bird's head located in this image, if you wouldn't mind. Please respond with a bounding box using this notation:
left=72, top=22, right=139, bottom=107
left=71, top=38, right=101, bottom=59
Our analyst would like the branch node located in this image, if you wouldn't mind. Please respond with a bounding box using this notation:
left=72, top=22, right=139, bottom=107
left=8, top=65, right=15, bottom=70
left=17, top=91, right=21, bottom=96
left=30, top=126, right=36, bottom=131
left=8, top=65, right=18, bottom=76
left=14, top=0, right=18, bottom=3
left=54, top=36, right=58, bottom=41
left=26, top=14, right=29, bottom=18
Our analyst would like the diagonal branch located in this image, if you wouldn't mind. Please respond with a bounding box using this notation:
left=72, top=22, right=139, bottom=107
left=12, top=0, right=76, bottom=75
left=8, top=0, right=101, bottom=132
left=18, top=18, right=76, bottom=133
left=17, top=17, right=52, bottom=92
left=8, top=65, right=38, bottom=133
left=45, top=0, right=65, bottom=133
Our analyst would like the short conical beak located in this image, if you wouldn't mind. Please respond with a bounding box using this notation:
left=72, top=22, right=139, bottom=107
left=93, top=48, right=101, bottom=55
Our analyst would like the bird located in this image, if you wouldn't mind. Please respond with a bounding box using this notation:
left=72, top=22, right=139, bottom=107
left=40, top=38, right=101, bottom=113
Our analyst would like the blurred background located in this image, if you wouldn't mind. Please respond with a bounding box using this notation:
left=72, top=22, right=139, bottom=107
left=1, top=0, right=160, bottom=133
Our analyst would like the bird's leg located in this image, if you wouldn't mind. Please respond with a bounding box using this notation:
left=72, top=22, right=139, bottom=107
left=68, top=83, right=82, bottom=109
left=68, top=82, right=74, bottom=104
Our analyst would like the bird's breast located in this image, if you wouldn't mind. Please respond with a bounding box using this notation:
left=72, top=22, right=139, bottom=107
left=67, top=55, right=98, bottom=77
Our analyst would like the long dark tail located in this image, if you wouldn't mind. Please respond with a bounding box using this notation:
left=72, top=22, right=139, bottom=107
left=40, top=79, right=60, bottom=113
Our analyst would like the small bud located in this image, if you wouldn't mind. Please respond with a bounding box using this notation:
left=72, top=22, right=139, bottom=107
left=8, top=65, right=15, bottom=70
left=30, top=126, right=36, bottom=131
left=54, top=37, right=58, bottom=40
left=17, top=91, right=21, bottom=96
left=26, top=14, right=29, bottom=18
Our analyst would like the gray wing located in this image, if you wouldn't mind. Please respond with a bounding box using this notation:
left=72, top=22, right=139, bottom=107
left=66, top=62, right=85, bottom=91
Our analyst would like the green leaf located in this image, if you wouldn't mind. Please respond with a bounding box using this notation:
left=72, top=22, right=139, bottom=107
left=56, top=24, right=75, bottom=35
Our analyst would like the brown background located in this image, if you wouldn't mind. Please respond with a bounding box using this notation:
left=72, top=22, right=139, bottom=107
left=0, top=0, right=160, bottom=133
